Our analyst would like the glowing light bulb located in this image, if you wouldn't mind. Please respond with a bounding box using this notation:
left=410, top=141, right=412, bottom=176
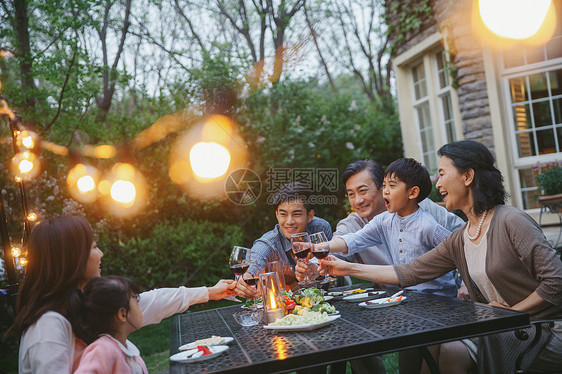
left=19, top=159, right=33, bottom=173
left=11, top=151, right=40, bottom=180
left=77, top=175, right=95, bottom=193
left=67, top=163, right=100, bottom=203
left=20, top=258, right=28, bottom=266
left=16, top=130, right=38, bottom=150
left=479, top=0, right=552, bottom=39
left=11, top=247, right=21, bottom=258
left=110, top=180, right=136, bottom=205
left=27, top=212, right=37, bottom=221
left=189, top=142, right=231, bottom=179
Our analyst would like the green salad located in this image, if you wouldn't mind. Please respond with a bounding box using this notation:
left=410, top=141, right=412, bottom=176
left=243, top=297, right=262, bottom=308
left=270, top=310, right=330, bottom=326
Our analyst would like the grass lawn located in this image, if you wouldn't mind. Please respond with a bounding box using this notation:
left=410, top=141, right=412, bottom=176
left=130, top=299, right=399, bottom=374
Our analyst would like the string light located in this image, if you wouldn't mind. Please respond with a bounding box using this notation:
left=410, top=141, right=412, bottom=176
left=67, top=163, right=100, bottom=203
left=10, top=151, right=40, bottom=181
left=27, top=212, right=38, bottom=222
left=99, top=162, right=147, bottom=217
left=16, top=130, right=38, bottom=150
left=11, top=246, right=21, bottom=258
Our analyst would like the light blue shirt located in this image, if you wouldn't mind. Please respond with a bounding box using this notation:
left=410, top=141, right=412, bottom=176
left=341, top=207, right=458, bottom=297
left=248, top=216, right=333, bottom=291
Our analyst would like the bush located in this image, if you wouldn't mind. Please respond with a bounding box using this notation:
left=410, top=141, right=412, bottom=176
left=534, top=161, right=562, bottom=196
left=98, top=219, right=245, bottom=290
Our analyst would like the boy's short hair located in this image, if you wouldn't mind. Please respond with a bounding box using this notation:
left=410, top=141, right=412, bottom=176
left=271, top=182, right=313, bottom=212
left=385, top=158, right=432, bottom=203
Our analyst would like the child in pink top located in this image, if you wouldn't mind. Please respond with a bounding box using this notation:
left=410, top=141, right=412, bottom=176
left=71, top=276, right=147, bottom=374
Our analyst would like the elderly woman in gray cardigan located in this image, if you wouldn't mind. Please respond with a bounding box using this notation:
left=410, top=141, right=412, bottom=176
left=315, top=141, right=562, bottom=373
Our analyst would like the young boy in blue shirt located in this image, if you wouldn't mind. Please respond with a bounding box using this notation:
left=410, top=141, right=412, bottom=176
left=311, top=158, right=458, bottom=297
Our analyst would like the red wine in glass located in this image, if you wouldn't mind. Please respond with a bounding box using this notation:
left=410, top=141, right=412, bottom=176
left=312, top=248, right=329, bottom=259
left=245, top=277, right=258, bottom=287
left=294, top=247, right=310, bottom=259
left=230, top=263, right=249, bottom=276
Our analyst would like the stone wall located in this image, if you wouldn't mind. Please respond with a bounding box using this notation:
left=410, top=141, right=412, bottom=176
left=386, top=0, right=495, bottom=151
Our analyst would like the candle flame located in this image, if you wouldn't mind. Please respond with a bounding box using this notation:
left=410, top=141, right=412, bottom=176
left=269, top=291, right=277, bottom=309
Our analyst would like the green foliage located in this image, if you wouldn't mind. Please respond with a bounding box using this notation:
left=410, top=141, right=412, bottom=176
left=384, top=0, right=433, bottom=55
left=534, top=161, right=562, bottom=196
left=97, top=219, right=244, bottom=289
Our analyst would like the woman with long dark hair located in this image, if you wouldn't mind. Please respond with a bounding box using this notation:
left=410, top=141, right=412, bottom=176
left=314, top=140, right=562, bottom=372
left=7, top=216, right=236, bottom=374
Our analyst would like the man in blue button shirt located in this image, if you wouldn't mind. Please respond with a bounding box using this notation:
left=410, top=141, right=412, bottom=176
left=237, top=182, right=332, bottom=298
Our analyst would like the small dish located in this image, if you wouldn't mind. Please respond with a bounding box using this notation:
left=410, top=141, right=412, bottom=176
left=359, top=296, right=407, bottom=309
left=233, top=309, right=262, bottom=326
left=323, top=295, right=334, bottom=302
left=179, top=336, right=234, bottom=351
left=343, top=290, right=386, bottom=302
left=170, top=345, right=229, bottom=363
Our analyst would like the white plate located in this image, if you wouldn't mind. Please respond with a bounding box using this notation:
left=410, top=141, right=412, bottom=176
left=170, top=345, right=229, bottom=363
left=178, top=337, right=234, bottom=351
left=343, top=290, right=386, bottom=302
left=358, top=296, right=407, bottom=309
left=323, top=295, right=334, bottom=301
left=263, top=315, right=341, bottom=331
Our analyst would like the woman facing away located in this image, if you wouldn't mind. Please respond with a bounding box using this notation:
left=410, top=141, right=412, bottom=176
left=6, top=215, right=237, bottom=374
left=72, top=276, right=147, bottom=374
left=313, top=140, right=562, bottom=373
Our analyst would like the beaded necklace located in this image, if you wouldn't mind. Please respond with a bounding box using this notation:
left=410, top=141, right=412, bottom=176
left=466, top=210, right=488, bottom=241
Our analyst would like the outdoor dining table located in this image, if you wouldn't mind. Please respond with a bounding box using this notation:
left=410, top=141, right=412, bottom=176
left=169, top=285, right=530, bottom=374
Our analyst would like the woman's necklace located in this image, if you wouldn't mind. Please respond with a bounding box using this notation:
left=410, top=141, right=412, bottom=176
left=467, top=210, right=488, bottom=241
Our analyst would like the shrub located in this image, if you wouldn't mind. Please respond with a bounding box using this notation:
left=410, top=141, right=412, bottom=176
left=97, top=219, right=245, bottom=290
left=534, top=161, right=562, bottom=196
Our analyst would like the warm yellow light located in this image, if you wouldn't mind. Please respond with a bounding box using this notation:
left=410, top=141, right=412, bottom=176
left=77, top=175, right=95, bottom=193
left=479, top=0, right=551, bottom=39
left=19, top=159, right=33, bottom=173
left=269, top=292, right=277, bottom=309
left=11, top=151, right=40, bottom=180
left=99, top=162, right=147, bottom=217
left=19, top=258, right=28, bottom=266
left=11, top=247, right=21, bottom=258
left=189, top=142, right=231, bottom=180
left=67, top=163, right=100, bottom=204
left=110, top=180, right=136, bottom=206
left=275, top=337, right=287, bottom=360
left=27, top=212, right=37, bottom=221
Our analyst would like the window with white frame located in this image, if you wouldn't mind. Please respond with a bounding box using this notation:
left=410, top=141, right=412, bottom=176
left=411, top=49, right=458, bottom=174
left=503, top=11, right=562, bottom=210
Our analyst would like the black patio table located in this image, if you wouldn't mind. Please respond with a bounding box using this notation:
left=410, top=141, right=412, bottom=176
left=169, top=286, right=530, bottom=374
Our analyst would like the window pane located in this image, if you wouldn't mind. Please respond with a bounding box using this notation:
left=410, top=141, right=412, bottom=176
left=549, top=70, right=562, bottom=96
left=436, top=51, right=448, bottom=88
left=417, top=104, right=432, bottom=130
left=413, top=63, right=427, bottom=100
left=519, top=168, right=540, bottom=210
left=557, top=126, right=562, bottom=151
left=536, top=128, right=556, bottom=154
left=532, top=100, right=553, bottom=127
left=503, top=48, right=525, bottom=69
left=554, top=98, right=562, bottom=125
left=516, top=132, right=536, bottom=157
left=509, top=77, right=528, bottom=103
left=513, top=104, right=532, bottom=130
left=529, top=73, right=549, bottom=99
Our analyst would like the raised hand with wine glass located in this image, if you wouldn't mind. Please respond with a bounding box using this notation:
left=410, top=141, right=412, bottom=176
left=290, top=232, right=315, bottom=287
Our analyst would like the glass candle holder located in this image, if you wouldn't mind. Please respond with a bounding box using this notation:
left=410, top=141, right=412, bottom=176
left=260, top=272, right=286, bottom=324
left=266, top=260, right=287, bottom=292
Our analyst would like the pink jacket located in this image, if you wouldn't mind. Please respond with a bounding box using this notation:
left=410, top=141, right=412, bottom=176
left=74, top=335, right=148, bottom=374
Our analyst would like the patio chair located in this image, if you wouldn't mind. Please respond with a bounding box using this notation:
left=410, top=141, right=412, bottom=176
left=514, top=318, right=561, bottom=374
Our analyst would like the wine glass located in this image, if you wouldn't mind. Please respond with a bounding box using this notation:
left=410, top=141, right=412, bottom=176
left=310, top=232, right=332, bottom=287
left=290, top=232, right=314, bottom=287
left=242, top=271, right=261, bottom=309
left=227, top=246, right=251, bottom=301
